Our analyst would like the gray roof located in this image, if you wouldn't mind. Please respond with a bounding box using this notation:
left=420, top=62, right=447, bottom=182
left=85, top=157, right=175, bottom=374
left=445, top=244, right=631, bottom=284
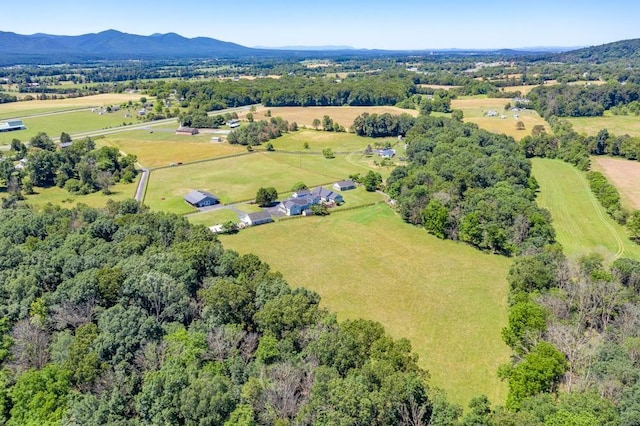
left=334, top=179, right=355, bottom=188
left=184, top=190, right=218, bottom=205
left=246, top=211, right=272, bottom=221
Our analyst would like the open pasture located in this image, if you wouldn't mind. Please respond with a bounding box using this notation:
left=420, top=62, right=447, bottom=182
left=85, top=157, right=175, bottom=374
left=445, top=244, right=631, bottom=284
left=220, top=203, right=511, bottom=407
left=2, top=109, right=141, bottom=142
left=532, top=158, right=640, bottom=261
left=0, top=93, right=142, bottom=119
left=16, top=180, right=137, bottom=210
left=568, top=112, right=640, bottom=138
left=239, top=105, right=418, bottom=129
left=451, top=97, right=550, bottom=139
left=591, top=156, right=640, bottom=210
left=144, top=151, right=382, bottom=215
left=272, top=129, right=398, bottom=153
left=101, top=129, right=245, bottom=168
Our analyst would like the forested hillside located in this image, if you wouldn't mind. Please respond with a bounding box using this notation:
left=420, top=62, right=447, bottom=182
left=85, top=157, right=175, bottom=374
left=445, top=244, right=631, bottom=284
left=0, top=202, right=449, bottom=425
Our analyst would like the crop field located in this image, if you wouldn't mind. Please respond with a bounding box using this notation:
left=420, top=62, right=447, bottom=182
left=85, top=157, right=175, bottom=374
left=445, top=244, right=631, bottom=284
left=220, top=203, right=511, bottom=406
left=591, top=156, right=640, bottom=210
left=568, top=112, right=640, bottom=137
left=101, top=129, right=245, bottom=168
left=418, top=84, right=462, bottom=90
left=144, top=151, right=385, bottom=215
left=239, top=105, right=418, bottom=129
left=532, top=158, right=640, bottom=261
left=0, top=93, right=142, bottom=118
left=452, top=98, right=550, bottom=139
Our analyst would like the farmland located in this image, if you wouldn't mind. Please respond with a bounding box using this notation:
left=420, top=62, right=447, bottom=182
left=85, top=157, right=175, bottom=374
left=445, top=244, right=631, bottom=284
left=568, top=112, right=640, bottom=137
left=532, top=158, right=640, bottom=261
left=451, top=97, right=550, bottom=139
left=239, top=105, right=418, bottom=128
left=591, top=156, right=640, bottom=210
left=220, top=203, right=511, bottom=407
left=0, top=93, right=141, bottom=118
left=144, top=150, right=388, bottom=215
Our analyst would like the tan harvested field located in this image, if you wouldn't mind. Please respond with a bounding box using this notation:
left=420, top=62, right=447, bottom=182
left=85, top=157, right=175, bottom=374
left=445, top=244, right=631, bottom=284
left=0, top=93, right=143, bottom=117
left=451, top=98, right=550, bottom=139
left=240, top=106, right=418, bottom=128
left=499, top=84, right=539, bottom=95
left=591, top=156, right=640, bottom=210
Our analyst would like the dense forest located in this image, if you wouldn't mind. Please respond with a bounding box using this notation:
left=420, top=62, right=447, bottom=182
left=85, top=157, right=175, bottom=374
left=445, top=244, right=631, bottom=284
left=0, top=203, right=462, bottom=425
left=387, top=115, right=554, bottom=255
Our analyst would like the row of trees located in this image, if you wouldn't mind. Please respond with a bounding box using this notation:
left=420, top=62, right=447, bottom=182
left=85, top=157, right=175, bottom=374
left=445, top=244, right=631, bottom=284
left=227, top=117, right=294, bottom=146
left=0, top=203, right=456, bottom=425
left=352, top=112, right=416, bottom=137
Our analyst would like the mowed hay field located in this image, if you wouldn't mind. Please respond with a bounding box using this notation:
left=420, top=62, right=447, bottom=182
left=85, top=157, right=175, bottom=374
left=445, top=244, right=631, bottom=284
left=220, top=203, right=511, bottom=407
left=144, top=152, right=383, bottom=215
left=591, top=156, right=640, bottom=210
left=238, top=106, right=418, bottom=129
left=0, top=93, right=142, bottom=119
left=16, top=180, right=137, bottom=210
left=452, top=98, right=550, bottom=140
left=568, top=112, right=640, bottom=137
left=102, top=129, right=246, bottom=168
left=532, top=158, right=640, bottom=261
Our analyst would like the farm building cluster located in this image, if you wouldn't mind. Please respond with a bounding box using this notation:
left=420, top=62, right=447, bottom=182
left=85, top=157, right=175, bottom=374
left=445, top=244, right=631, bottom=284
left=185, top=179, right=357, bottom=233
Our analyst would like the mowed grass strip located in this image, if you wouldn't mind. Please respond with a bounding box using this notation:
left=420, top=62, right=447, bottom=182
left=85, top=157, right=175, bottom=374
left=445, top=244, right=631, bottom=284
left=532, top=158, right=640, bottom=261
left=568, top=112, right=640, bottom=137
left=591, top=156, right=640, bottom=210
left=452, top=98, right=550, bottom=140
left=220, top=203, right=510, bottom=407
left=144, top=152, right=381, bottom=215
left=102, top=130, right=245, bottom=168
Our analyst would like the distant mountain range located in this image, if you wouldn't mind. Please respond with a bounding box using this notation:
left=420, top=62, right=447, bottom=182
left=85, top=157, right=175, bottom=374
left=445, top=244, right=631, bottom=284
left=0, top=29, right=257, bottom=63
left=0, top=29, right=634, bottom=65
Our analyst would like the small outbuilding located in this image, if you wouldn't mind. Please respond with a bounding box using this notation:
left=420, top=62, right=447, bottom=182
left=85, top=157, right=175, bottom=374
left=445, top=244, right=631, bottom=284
left=176, top=126, right=199, bottom=135
left=0, top=119, right=26, bottom=132
left=184, top=190, right=219, bottom=208
left=333, top=179, right=356, bottom=192
left=242, top=211, right=273, bottom=226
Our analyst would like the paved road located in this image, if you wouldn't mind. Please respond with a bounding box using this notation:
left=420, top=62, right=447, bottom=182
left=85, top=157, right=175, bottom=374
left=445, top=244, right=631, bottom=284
left=134, top=166, right=149, bottom=202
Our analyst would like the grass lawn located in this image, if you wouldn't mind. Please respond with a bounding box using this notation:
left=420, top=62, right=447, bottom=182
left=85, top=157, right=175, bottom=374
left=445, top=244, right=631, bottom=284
left=532, top=158, right=640, bottom=261
left=16, top=180, right=137, bottom=210
left=101, top=129, right=245, bottom=168
left=0, top=93, right=142, bottom=119
left=568, top=112, right=640, bottom=137
left=187, top=208, right=241, bottom=227
left=144, top=151, right=385, bottom=215
left=452, top=98, right=550, bottom=140
left=220, top=203, right=511, bottom=407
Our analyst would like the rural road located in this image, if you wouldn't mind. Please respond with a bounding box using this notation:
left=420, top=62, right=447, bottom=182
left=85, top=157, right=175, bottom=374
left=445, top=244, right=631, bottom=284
left=134, top=166, right=149, bottom=202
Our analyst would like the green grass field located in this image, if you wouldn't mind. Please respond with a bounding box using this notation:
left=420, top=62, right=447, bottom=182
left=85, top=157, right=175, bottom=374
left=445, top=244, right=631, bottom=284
left=532, top=158, right=640, bottom=261
left=568, top=112, right=640, bottom=137
left=101, top=129, right=244, bottom=168
left=272, top=129, right=398, bottom=153
left=14, top=180, right=138, bottom=210
left=220, top=203, right=511, bottom=407
left=144, top=151, right=390, bottom=215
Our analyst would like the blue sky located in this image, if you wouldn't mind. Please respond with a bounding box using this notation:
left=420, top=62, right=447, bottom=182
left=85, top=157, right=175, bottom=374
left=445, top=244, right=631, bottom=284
left=3, top=0, right=639, bottom=50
